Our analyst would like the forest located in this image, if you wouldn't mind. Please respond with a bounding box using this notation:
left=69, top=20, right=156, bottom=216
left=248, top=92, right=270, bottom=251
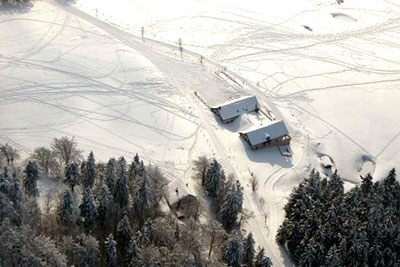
left=0, top=138, right=272, bottom=267
left=277, top=169, right=400, bottom=266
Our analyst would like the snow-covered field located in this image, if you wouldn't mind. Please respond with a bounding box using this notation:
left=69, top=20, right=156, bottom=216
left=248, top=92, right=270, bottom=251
left=1, top=0, right=400, bottom=266
left=74, top=0, right=400, bottom=181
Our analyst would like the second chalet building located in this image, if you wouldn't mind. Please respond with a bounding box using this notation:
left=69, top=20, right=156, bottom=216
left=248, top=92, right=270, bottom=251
left=211, top=95, right=259, bottom=123
left=239, top=120, right=291, bottom=150
left=164, top=177, right=199, bottom=219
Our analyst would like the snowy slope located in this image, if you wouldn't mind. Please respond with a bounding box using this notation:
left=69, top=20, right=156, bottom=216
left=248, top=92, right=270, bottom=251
left=0, top=2, right=210, bottom=180
left=0, top=2, right=299, bottom=265
left=2, top=0, right=400, bottom=266
left=74, top=0, right=400, bottom=182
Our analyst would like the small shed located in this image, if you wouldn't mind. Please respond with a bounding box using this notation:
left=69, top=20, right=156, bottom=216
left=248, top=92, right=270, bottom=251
left=164, top=178, right=199, bottom=219
left=210, top=96, right=259, bottom=123
left=239, top=120, right=291, bottom=150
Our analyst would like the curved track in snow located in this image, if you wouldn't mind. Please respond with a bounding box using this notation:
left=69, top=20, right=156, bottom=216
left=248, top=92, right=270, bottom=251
left=49, top=2, right=299, bottom=265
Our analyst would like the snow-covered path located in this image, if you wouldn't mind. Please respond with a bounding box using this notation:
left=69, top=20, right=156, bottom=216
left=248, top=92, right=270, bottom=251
left=53, top=3, right=299, bottom=265
left=0, top=1, right=305, bottom=265
left=73, top=0, right=400, bottom=182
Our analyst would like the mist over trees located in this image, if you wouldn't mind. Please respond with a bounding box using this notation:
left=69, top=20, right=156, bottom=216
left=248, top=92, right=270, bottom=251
left=277, top=169, right=400, bottom=266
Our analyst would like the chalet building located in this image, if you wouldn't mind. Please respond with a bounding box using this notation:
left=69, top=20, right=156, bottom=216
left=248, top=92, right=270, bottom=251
left=239, top=120, right=291, bottom=150
left=164, top=177, right=199, bottom=219
left=210, top=95, right=259, bottom=123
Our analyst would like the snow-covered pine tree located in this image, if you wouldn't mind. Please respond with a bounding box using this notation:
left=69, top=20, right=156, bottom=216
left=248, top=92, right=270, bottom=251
left=82, top=151, right=96, bottom=189
left=64, top=162, right=81, bottom=193
left=117, top=157, right=127, bottom=177
left=116, top=215, right=133, bottom=265
left=327, top=171, right=344, bottom=200
left=0, top=172, right=9, bottom=194
left=138, top=160, right=146, bottom=177
left=144, top=219, right=154, bottom=242
left=219, top=180, right=243, bottom=230
left=113, top=157, right=129, bottom=209
left=204, top=158, right=224, bottom=198
left=255, top=247, right=273, bottom=267
left=135, top=230, right=150, bottom=247
left=134, top=153, right=140, bottom=165
left=95, top=181, right=111, bottom=231
left=128, top=153, right=141, bottom=181
left=79, top=188, right=97, bottom=230
left=2, top=166, right=11, bottom=181
left=0, top=192, right=21, bottom=226
left=105, top=234, right=117, bottom=267
left=105, top=158, right=117, bottom=192
left=57, top=190, right=74, bottom=226
left=80, top=160, right=87, bottom=188
left=243, top=232, right=256, bottom=266
left=8, top=176, right=22, bottom=205
left=69, top=234, right=100, bottom=267
left=128, top=239, right=140, bottom=261
left=23, top=161, right=40, bottom=197
left=223, top=231, right=243, bottom=267
left=133, top=175, right=151, bottom=225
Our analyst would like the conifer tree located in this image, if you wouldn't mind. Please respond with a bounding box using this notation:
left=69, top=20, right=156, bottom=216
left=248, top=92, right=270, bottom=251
left=223, top=232, right=243, bottom=267
left=95, top=181, right=111, bottom=231
left=243, top=232, right=256, bottom=266
left=116, top=215, right=133, bottom=265
left=79, top=188, right=97, bottom=230
left=219, top=180, right=243, bottom=230
left=105, top=234, right=117, bottom=267
left=128, top=153, right=141, bottom=180
left=23, top=161, right=40, bottom=197
left=9, top=176, right=22, bottom=205
left=113, top=157, right=129, bottom=209
left=144, top=219, right=154, bottom=242
left=204, top=158, right=225, bottom=198
left=82, top=151, right=96, bottom=189
left=133, top=175, right=151, bottom=225
left=64, top=162, right=81, bottom=193
left=57, top=190, right=74, bottom=226
left=105, top=158, right=117, bottom=192
left=0, top=173, right=9, bottom=194
left=255, top=247, right=272, bottom=267
left=127, top=239, right=140, bottom=263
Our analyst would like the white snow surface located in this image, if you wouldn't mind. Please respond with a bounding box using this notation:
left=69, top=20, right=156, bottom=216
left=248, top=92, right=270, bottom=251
left=73, top=0, right=400, bottom=181
left=1, top=0, right=400, bottom=266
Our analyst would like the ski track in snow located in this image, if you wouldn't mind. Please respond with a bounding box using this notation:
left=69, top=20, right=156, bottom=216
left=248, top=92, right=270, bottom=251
left=50, top=3, right=300, bottom=265
left=0, top=2, right=301, bottom=265
left=3, top=0, right=400, bottom=265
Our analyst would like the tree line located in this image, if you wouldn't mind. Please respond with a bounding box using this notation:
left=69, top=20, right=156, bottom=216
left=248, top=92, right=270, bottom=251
left=277, top=169, right=400, bottom=266
left=0, top=137, right=273, bottom=266
left=194, top=156, right=273, bottom=267
left=0, top=0, right=31, bottom=8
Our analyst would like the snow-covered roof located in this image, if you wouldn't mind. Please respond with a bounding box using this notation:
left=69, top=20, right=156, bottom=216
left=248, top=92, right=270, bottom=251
left=240, top=120, right=289, bottom=145
left=212, top=96, right=258, bottom=121
left=164, top=177, right=196, bottom=206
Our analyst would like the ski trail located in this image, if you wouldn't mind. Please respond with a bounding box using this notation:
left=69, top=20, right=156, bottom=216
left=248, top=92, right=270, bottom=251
left=53, top=2, right=296, bottom=265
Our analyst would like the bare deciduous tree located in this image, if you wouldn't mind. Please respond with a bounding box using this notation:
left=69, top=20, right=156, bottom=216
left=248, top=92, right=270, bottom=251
left=250, top=175, right=259, bottom=192
left=31, top=147, right=59, bottom=177
left=51, top=136, right=82, bottom=166
left=193, top=156, right=209, bottom=186
left=238, top=208, right=255, bottom=228
left=0, top=144, right=20, bottom=166
left=205, top=220, right=225, bottom=259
